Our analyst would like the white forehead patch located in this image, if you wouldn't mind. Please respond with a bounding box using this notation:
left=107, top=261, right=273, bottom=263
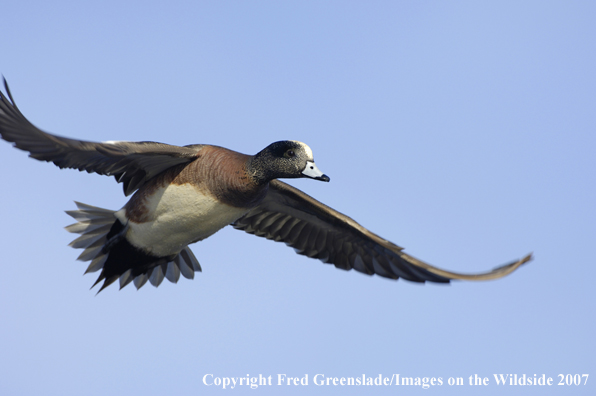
left=290, top=140, right=314, bottom=160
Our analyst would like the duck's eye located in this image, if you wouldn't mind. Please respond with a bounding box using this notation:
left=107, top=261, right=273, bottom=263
left=286, top=149, right=295, bottom=158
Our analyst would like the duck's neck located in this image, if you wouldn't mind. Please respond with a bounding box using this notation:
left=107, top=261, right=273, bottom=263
left=199, top=147, right=269, bottom=208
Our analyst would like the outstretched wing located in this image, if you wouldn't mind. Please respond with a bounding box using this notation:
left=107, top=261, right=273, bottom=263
left=0, top=79, right=200, bottom=196
left=233, top=180, right=532, bottom=283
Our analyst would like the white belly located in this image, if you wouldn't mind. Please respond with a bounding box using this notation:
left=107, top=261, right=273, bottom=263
left=117, top=184, right=249, bottom=257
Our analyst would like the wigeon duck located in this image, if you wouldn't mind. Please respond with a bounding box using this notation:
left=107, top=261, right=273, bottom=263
left=0, top=79, right=532, bottom=292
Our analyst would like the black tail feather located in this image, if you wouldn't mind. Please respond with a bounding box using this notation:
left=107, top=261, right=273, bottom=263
left=65, top=202, right=201, bottom=293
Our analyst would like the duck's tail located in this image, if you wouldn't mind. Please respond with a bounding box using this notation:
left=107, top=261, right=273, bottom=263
left=65, top=201, right=201, bottom=293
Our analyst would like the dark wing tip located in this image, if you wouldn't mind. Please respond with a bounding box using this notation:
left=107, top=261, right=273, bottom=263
left=2, top=76, right=17, bottom=107
left=491, top=252, right=533, bottom=272
left=419, top=252, right=534, bottom=282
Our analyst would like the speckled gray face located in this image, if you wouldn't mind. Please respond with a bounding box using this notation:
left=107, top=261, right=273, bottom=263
left=248, top=140, right=330, bottom=183
left=302, top=160, right=330, bottom=182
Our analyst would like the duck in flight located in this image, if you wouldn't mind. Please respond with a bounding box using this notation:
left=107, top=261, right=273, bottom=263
left=0, top=79, right=532, bottom=292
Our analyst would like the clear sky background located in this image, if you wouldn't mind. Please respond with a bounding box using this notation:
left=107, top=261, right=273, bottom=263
left=1, top=1, right=594, bottom=395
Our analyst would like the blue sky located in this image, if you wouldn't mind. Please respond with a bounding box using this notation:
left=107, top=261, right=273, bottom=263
left=1, top=1, right=594, bottom=395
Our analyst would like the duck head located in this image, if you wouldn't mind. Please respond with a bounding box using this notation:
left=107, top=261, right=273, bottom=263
left=249, top=140, right=330, bottom=184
